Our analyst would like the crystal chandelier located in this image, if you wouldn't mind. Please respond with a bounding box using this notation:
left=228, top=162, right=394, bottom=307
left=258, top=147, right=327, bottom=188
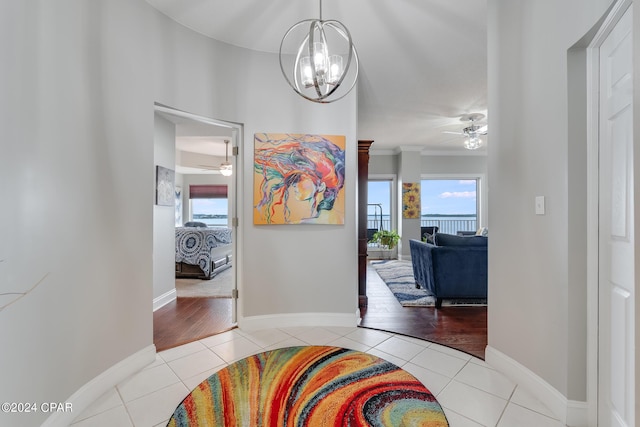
left=279, top=0, right=359, bottom=103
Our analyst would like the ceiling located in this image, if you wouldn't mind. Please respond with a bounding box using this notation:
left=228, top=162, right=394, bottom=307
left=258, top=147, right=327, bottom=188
left=148, top=0, right=488, bottom=154
left=157, top=111, right=233, bottom=174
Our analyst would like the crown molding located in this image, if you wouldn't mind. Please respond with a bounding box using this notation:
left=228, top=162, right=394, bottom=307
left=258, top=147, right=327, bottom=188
left=369, top=148, right=396, bottom=156
left=369, top=148, right=488, bottom=157
left=421, top=149, right=488, bottom=157
left=395, top=145, right=426, bottom=153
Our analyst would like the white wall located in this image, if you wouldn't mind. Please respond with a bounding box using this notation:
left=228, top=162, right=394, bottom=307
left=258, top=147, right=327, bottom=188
left=0, top=1, right=357, bottom=425
left=153, top=114, right=176, bottom=300
left=175, top=172, right=184, bottom=226
left=487, top=0, right=614, bottom=405
left=237, top=49, right=358, bottom=323
left=369, top=153, right=397, bottom=175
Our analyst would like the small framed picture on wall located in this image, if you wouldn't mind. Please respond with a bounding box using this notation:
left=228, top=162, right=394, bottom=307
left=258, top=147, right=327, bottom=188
left=156, top=165, right=175, bottom=206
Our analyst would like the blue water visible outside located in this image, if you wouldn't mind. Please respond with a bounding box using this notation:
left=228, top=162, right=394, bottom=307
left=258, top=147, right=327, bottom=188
left=192, top=215, right=228, bottom=226
left=192, top=198, right=229, bottom=226
left=367, top=214, right=477, bottom=235
left=367, top=214, right=476, bottom=223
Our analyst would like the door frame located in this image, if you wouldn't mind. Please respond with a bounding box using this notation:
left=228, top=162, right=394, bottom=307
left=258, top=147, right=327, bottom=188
left=154, top=103, right=244, bottom=323
left=586, top=1, right=634, bottom=424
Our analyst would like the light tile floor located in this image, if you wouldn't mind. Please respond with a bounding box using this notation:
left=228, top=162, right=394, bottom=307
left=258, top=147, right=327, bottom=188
left=71, top=326, right=566, bottom=427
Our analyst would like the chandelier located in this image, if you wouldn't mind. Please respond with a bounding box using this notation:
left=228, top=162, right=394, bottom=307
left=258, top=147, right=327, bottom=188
left=279, top=0, right=359, bottom=103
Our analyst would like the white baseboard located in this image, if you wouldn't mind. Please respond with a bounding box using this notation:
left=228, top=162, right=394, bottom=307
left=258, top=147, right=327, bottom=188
left=153, top=288, right=176, bottom=311
left=238, top=312, right=359, bottom=331
left=42, top=344, right=156, bottom=427
left=567, top=400, right=589, bottom=427
left=398, top=253, right=412, bottom=262
left=485, top=346, right=588, bottom=426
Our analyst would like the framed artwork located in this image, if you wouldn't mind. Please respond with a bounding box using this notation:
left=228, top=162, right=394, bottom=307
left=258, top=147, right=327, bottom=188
left=253, top=133, right=346, bottom=225
left=402, top=182, right=420, bottom=219
left=175, top=186, right=183, bottom=226
left=156, top=165, right=175, bottom=206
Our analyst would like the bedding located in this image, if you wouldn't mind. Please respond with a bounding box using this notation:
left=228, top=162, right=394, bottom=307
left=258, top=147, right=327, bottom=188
left=175, top=227, right=232, bottom=278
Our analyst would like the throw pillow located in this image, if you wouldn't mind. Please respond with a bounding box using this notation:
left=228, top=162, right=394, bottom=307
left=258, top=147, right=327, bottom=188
left=422, top=233, right=435, bottom=244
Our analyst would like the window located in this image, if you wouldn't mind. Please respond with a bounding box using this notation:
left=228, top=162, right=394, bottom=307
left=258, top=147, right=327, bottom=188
left=420, top=179, right=478, bottom=234
left=367, top=180, right=392, bottom=238
left=189, top=185, right=229, bottom=226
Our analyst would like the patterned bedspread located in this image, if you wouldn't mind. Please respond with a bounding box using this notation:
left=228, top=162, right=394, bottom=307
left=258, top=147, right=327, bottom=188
left=175, top=227, right=232, bottom=277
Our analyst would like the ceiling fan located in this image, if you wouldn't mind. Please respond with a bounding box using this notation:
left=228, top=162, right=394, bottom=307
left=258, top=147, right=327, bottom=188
left=199, top=139, right=233, bottom=176
left=443, top=113, right=488, bottom=150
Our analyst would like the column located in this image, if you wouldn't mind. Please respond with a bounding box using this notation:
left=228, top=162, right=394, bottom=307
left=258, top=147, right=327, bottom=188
left=398, top=147, right=423, bottom=260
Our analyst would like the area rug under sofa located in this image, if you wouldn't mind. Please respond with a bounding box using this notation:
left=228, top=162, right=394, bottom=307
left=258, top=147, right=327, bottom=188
left=371, top=259, right=486, bottom=307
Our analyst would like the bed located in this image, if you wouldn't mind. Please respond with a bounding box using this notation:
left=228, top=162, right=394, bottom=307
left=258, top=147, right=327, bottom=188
left=175, top=226, right=233, bottom=279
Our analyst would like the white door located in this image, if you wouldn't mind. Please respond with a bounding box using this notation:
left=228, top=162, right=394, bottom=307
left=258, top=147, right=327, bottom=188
left=598, top=5, right=634, bottom=427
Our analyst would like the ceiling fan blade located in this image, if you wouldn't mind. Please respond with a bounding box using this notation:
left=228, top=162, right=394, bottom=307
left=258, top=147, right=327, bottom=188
left=442, top=131, right=464, bottom=135
left=198, top=164, right=221, bottom=170
left=475, top=125, right=488, bottom=134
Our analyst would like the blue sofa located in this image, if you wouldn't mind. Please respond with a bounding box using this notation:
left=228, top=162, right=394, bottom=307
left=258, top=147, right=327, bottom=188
left=409, top=233, right=487, bottom=308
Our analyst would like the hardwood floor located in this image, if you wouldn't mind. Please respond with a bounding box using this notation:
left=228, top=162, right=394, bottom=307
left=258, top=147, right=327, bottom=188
left=153, top=264, right=487, bottom=359
left=359, top=263, right=487, bottom=359
left=153, top=297, right=235, bottom=352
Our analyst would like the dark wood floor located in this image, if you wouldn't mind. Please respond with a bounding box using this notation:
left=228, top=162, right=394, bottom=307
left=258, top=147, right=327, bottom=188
left=153, top=297, right=235, bottom=352
left=359, top=263, right=487, bottom=359
left=154, top=265, right=487, bottom=358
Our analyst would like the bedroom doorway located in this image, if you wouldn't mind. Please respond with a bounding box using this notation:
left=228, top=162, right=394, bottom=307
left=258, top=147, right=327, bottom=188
left=152, top=104, right=242, bottom=351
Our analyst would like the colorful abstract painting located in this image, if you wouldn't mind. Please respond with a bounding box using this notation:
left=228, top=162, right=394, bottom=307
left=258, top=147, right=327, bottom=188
left=402, top=182, right=421, bottom=219
left=254, top=133, right=346, bottom=225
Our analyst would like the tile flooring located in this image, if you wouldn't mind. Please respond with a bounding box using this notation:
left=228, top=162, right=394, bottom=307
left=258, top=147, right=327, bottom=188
left=71, top=326, right=565, bottom=427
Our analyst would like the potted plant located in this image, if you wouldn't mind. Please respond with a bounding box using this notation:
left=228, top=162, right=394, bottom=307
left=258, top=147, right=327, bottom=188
left=370, top=229, right=401, bottom=249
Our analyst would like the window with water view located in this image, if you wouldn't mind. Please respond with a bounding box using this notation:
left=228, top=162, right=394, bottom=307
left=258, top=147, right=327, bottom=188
left=420, top=179, right=478, bottom=235
left=367, top=180, right=392, bottom=236
left=191, top=198, right=229, bottom=226
left=189, top=184, right=229, bottom=226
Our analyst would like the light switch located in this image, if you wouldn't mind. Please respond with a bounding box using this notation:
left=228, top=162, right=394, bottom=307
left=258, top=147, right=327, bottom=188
left=535, top=196, right=545, bottom=215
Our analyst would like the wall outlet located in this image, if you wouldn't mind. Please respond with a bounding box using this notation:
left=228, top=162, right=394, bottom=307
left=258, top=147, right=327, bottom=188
left=535, top=196, right=545, bottom=215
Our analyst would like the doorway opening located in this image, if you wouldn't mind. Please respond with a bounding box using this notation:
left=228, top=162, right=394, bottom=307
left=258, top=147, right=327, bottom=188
left=152, top=104, right=243, bottom=351
left=360, top=173, right=487, bottom=359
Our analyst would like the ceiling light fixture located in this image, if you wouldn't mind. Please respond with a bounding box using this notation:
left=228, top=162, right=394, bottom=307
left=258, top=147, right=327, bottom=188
left=219, top=140, right=233, bottom=176
left=279, top=0, right=359, bottom=103
left=463, top=133, right=482, bottom=150
left=443, top=113, right=488, bottom=150
left=461, top=113, right=486, bottom=150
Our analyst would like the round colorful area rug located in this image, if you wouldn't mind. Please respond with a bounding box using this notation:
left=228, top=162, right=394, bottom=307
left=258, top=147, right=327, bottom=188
left=167, top=346, right=449, bottom=426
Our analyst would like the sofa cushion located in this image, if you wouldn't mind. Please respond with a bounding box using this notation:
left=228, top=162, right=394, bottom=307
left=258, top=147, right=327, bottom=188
left=434, top=233, right=487, bottom=247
